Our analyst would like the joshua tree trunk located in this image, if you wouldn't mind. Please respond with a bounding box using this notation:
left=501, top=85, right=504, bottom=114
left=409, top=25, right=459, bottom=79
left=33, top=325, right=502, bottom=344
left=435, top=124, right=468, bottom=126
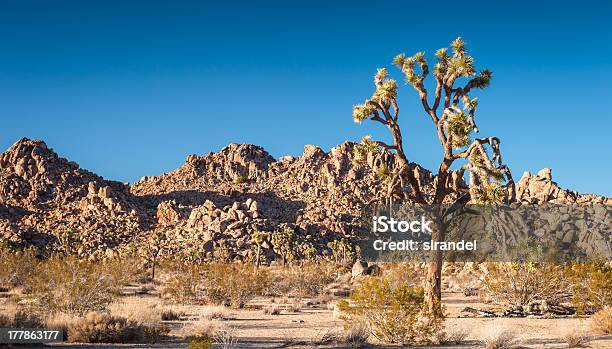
left=255, top=244, right=261, bottom=267
left=425, top=216, right=445, bottom=313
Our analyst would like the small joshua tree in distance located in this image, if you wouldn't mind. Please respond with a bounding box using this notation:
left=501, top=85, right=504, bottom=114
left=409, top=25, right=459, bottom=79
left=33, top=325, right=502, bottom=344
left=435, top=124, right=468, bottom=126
left=352, top=37, right=515, bottom=313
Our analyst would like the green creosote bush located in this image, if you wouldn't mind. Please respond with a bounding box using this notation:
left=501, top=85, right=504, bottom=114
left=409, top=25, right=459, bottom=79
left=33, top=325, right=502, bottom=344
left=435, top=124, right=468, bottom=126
left=0, top=244, right=39, bottom=289
left=274, top=261, right=337, bottom=299
left=338, top=276, right=444, bottom=345
left=26, top=255, right=134, bottom=316
left=567, top=262, right=611, bottom=314
left=164, top=262, right=270, bottom=307
left=188, top=335, right=214, bottom=349
left=483, top=262, right=568, bottom=306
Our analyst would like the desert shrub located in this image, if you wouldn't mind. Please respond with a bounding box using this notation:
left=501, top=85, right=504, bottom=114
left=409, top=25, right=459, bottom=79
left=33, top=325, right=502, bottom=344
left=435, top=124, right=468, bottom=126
left=0, top=314, right=10, bottom=327
left=161, top=307, right=186, bottom=321
left=382, top=262, right=423, bottom=289
left=0, top=245, right=38, bottom=289
left=480, top=327, right=519, bottom=349
left=26, top=255, right=122, bottom=315
left=562, top=331, right=591, bottom=348
left=0, top=308, right=44, bottom=328
left=163, top=263, right=204, bottom=304
left=109, top=297, right=162, bottom=325
left=199, top=304, right=232, bottom=320
left=590, top=307, right=612, bottom=334
left=188, top=335, right=213, bottom=349
left=567, top=262, right=612, bottom=314
left=327, top=238, right=355, bottom=265
left=436, top=327, right=469, bottom=345
left=269, top=261, right=337, bottom=298
left=164, top=263, right=269, bottom=307
left=263, top=305, right=281, bottom=315
left=344, top=324, right=370, bottom=348
left=67, top=312, right=145, bottom=343
left=200, top=263, right=270, bottom=307
left=338, top=276, right=443, bottom=345
left=290, top=261, right=337, bottom=298
left=287, top=300, right=301, bottom=313
left=483, top=262, right=568, bottom=306
left=214, top=324, right=239, bottom=349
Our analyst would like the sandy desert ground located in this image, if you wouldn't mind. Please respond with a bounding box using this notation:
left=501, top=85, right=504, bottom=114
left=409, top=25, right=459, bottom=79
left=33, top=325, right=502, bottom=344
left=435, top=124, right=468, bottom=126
left=11, top=291, right=602, bottom=349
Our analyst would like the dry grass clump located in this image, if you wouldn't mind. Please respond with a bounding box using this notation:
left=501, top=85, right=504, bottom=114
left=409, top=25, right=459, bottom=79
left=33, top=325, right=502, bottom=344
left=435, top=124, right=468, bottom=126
left=44, top=312, right=80, bottom=335
left=562, top=330, right=591, bottom=348
left=181, top=317, right=219, bottom=338
left=480, top=327, right=519, bottom=349
left=263, top=305, right=281, bottom=315
left=590, top=307, right=612, bottom=334
left=199, top=304, right=232, bottom=320
left=436, top=327, right=469, bottom=345
left=66, top=312, right=146, bottom=343
left=161, top=307, right=186, bottom=321
left=343, top=324, right=370, bottom=349
left=287, top=300, right=301, bottom=313
left=109, top=296, right=162, bottom=325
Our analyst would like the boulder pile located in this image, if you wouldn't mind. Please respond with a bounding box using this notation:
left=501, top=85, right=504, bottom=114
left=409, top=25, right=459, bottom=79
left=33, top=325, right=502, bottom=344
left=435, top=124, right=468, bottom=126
left=0, top=137, right=609, bottom=261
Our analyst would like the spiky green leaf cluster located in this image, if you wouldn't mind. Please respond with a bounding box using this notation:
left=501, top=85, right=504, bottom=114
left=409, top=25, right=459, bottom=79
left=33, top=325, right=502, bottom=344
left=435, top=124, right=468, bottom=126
left=373, top=79, right=398, bottom=102
left=477, top=184, right=506, bottom=205
left=375, top=163, right=391, bottom=180
left=451, top=37, right=465, bottom=57
left=472, top=69, right=493, bottom=89
left=464, top=97, right=479, bottom=111
left=448, top=55, right=475, bottom=77
left=393, top=52, right=426, bottom=87
left=361, top=135, right=380, bottom=153
left=470, top=152, right=484, bottom=167
left=352, top=135, right=381, bottom=166
left=352, top=103, right=377, bottom=123
left=446, top=111, right=471, bottom=148
left=490, top=170, right=506, bottom=182
left=375, top=68, right=388, bottom=85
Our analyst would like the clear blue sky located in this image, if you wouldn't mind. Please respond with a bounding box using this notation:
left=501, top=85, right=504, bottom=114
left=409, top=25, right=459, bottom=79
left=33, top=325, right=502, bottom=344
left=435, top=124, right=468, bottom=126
left=0, top=1, right=610, bottom=196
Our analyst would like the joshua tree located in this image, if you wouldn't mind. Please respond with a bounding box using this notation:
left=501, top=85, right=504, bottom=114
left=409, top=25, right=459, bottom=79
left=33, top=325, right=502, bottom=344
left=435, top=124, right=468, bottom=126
left=251, top=231, right=269, bottom=267
left=271, top=228, right=297, bottom=266
left=142, top=229, right=166, bottom=283
left=352, top=37, right=515, bottom=312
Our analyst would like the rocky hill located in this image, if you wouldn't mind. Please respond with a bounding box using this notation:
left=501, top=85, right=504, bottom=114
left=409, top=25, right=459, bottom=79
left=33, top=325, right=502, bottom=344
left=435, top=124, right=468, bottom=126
left=0, top=138, right=149, bottom=256
left=0, top=137, right=610, bottom=261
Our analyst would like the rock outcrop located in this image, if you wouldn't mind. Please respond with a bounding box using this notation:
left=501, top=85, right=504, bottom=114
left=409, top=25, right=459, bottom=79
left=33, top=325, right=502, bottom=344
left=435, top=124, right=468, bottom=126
left=0, top=137, right=609, bottom=261
left=516, top=168, right=612, bottom=205
left=0, top=138, right=149, bottom=256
